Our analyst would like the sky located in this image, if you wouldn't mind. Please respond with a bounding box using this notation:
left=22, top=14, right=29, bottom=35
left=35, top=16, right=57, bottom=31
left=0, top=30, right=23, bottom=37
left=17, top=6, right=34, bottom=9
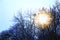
left=0, top=0, right=57, bottom=32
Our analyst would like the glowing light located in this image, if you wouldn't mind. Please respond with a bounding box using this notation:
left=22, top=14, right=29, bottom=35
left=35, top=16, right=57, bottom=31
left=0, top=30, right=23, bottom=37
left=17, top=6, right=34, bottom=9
left=33, top=9, right=53, bottom=29
left=39, top=14, right=49, bottom=24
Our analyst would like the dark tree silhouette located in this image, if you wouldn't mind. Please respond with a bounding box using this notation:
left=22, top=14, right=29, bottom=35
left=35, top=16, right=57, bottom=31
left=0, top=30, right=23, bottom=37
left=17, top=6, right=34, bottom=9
left=0, top=1, right=60, bottom=40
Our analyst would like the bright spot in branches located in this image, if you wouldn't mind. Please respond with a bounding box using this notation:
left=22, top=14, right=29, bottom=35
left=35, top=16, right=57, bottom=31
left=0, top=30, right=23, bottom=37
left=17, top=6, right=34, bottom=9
left=39, top=13, right=49, bottom=24
left=33, top=9, right=53, bottom=29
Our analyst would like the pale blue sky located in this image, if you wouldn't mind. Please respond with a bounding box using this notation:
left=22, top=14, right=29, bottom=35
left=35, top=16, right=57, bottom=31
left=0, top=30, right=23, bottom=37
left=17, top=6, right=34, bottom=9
left=0, top=0, right=56, bottom=32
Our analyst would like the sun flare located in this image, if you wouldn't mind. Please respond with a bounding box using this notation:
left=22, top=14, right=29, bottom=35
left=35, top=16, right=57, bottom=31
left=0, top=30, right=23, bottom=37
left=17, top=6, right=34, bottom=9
left=33, top=9, right=53, bottom=29
left=39, top=14, right=49, bottom=24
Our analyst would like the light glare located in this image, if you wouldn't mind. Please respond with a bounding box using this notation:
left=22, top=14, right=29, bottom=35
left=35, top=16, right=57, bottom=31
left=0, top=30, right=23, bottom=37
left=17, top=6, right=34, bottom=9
left=34, top=10, right=53, bottom=29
